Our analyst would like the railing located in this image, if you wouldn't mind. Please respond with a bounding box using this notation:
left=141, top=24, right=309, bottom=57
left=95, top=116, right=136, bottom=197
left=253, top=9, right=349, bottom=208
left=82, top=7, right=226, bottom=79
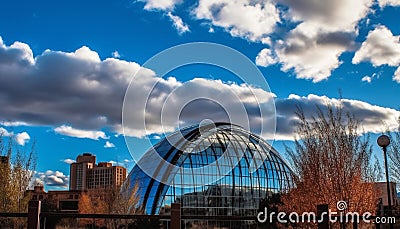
left=0, top=201, right=180, bottom=229
left=1, top=201, right=400, bottom=229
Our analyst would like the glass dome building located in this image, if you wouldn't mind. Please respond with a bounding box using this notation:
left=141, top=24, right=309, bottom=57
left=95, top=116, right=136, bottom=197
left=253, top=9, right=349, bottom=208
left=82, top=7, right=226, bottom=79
left=126, top=122, right=294, bottom=220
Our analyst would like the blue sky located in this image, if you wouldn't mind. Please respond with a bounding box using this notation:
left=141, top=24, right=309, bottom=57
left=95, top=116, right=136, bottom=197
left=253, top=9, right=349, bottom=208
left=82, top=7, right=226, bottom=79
left=0, top=0, right=399, bottom=189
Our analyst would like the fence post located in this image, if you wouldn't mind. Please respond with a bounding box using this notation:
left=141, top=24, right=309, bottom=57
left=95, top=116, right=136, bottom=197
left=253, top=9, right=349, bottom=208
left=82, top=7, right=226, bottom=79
left=317, top=204, right=329, bottom=229
left=171, top=203, right=181, bottom=229
left=28, top=200, right=41, bottom=229
left=352, top=220, right=358, bottom=229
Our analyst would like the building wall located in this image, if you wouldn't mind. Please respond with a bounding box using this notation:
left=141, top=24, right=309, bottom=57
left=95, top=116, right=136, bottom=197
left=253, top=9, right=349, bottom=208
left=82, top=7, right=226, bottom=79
left=69, top=153, right=127, bottom=191
left=70, top=162, right=94, bottom=190
left=375, top=182, right=397, bottom=207
left=27, top=186, right=82, bottom=212
left=374, top=181, right=397, bottom=216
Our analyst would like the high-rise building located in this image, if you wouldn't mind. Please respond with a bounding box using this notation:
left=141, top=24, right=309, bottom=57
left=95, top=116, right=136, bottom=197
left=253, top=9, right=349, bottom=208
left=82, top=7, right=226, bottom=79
left=69, top=153, right=126, bottom=190
left=69, top=153, right=95, bottom=190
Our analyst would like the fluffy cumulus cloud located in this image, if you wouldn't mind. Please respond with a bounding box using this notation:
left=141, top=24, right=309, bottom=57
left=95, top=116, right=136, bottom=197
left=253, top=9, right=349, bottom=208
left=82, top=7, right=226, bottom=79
left=0, top=127, right=30, bottom=145
left=111, top=51, right=120, bottom=58
left=255, top=0, right=372, bottom=82
left=0, top=38, right=139, bottom=136
left=54, top=125, right=108, bottom=140
left=353, top=26, right=400, bottom=82
left=0, top=127, right=12, bottom=137
left=278, top=0, right=372, bottom=31
left=274, top=94, right=400, bottom=140
left=1, top=37, right=399, bottom=141
left=36, top=170, right=69, bottom=188
left=378, top=0, right=400, bottom=7
left=255, top=48, right=278, bottom=67
left=15, top=132, right=30, bottom=146
left=139, top=0, right=188, bottom=33
left=166, top=12, right=190, bottom=34
left=272, top=26, right=356, bottom=82
left=190, top=0, right=374, bottom=81
left=353, top=26, right=400, bottom=66
left=135, top=0, right=400, bottom=82
left=194, top=0, right=280, bottom=43
left=140, top=0, right=182, bottom=10
left=394, top=67, right=400, bottom=83
left=104, top=141, right=115, bottom=148
left=0, top=37, right=277, bottom=138
left=123, top=76, right=277, bottom=138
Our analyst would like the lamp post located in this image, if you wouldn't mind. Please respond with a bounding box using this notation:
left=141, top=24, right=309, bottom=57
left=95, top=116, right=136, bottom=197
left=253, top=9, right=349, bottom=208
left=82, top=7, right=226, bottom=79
left=377, top=134, right=393, bottom=229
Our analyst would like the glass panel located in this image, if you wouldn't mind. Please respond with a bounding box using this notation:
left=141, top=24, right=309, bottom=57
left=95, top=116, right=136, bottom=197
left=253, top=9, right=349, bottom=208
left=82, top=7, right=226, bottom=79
left=126, top=123, right=294, bottom=217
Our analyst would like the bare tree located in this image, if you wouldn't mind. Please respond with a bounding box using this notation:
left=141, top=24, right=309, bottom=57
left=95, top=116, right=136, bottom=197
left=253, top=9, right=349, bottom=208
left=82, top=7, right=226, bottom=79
left=0, top=134, right=36, bottom=213
left=0, top=132, right=36, bottom=228
left=283, top=103, right=380, bottom=223
left=389, top=116, right=400, bottom=188
left=78, top=179, right=140, bottom=228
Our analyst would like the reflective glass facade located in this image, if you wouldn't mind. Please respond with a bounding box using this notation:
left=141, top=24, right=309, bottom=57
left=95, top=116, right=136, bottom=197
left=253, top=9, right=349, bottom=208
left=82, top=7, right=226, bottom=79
left=127, top=123, right=293, bottom=217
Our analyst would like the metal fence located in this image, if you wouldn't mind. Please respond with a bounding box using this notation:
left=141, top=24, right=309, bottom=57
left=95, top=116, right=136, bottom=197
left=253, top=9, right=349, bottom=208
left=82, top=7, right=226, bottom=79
left=1, top=201, right=400, bottom=229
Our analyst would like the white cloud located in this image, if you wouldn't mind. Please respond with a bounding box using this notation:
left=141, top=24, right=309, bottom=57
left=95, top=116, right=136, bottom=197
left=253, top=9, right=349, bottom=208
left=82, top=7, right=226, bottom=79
left=136, top=0, right=376, bottom=81
left=1, top=121, right=31, bottom=127
left=352, top=26, right=400, bottom=83
left=274, top=94, right=400, bottom=140
left=15, top=132, right=30, bottom=146
left=361, top=76, right=372, bottom=83
left=67, top=46, right=101, bottom=62
left=135, top=0, right=379, bottom=81
left=378, top=0, right=400, bottom=7
left=194, top=0, right=280, bottom=43
left=361, top=73, right=380, bottom=83
left=104, top=141, right=116, bottom=148
left=1, top=37, right=399, bottom=141
left=194, top=0, right=374, bottom=81
left=123, top=159, right=133, bottom=163
left=255, top=0, right=372, bottom=82
left=0, top=39, right=141, bottom=135
left=123, top=76, right=276, bottom=138
left=108, top=160, right=127, bottom=166
left=394, top=67, right=400, bottom=83
left=166, top=12, right=190, bottom=34
left=195, top=0, right=373, bottom=81
left=112, top=51, right=120, bottom=58
left=62, top=159, right=76, bottom=164
left=271, top=24, right=355, bottom=82
left=36, top=170, right=69, bottom=188
left=0, top=127, right=12, bottom=136
left=141, top=0, right=182, bottom=10
left=255, top=48, right=278, bottom=67
left=54, top=125, right=107, bottom=140
left=0, top=128, right=30, bottom=145
left=278, top=0, right=373, bottom=32
left=353, top=25, right=400, bottom=67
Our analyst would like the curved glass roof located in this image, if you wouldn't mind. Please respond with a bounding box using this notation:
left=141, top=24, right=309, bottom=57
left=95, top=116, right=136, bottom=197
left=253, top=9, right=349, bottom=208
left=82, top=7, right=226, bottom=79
left=127, top=122, right=294, bottom=216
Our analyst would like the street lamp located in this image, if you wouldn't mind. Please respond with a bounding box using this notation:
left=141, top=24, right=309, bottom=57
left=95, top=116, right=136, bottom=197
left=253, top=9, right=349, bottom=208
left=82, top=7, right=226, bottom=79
left=377, top=134, right=393, bottom=228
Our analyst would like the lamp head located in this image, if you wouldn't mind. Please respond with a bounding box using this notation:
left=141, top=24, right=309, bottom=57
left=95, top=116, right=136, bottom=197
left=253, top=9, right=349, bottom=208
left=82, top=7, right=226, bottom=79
left=377, top=135, right=390, bottom=147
